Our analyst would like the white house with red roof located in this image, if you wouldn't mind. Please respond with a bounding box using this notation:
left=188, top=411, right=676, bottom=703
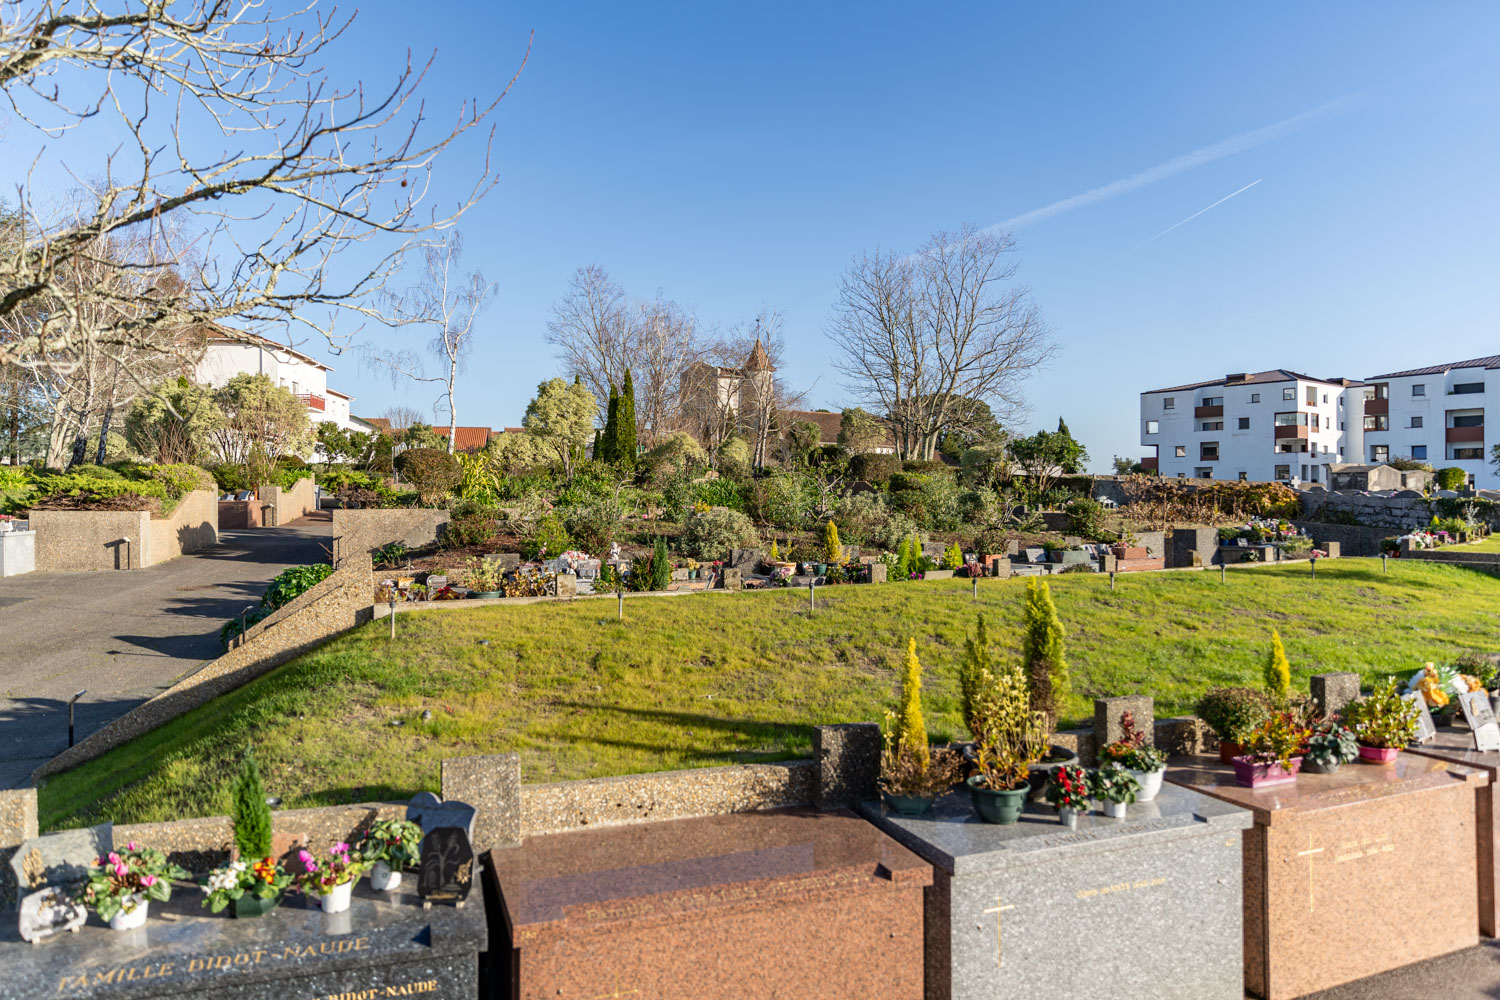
left=194, top=328, right=371, bottom=437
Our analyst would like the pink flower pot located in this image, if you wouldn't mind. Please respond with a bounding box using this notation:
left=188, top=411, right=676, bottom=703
left=1232, top=755, right=1303, bottom=788
left=1358, top=745, right=1399, bottom=764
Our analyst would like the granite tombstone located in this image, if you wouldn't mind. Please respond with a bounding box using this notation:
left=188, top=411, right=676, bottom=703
left=860, top=783, right=1252, bottom=1000
left=9, top=824, right=111, bottom=895
left=1460, top=692, right=1500, bottom=752
left=404, top=793, right=476, bottom=846
left=417, top=828, right=473, bottom=908
left=1409, top=726, right=1500, bottom=936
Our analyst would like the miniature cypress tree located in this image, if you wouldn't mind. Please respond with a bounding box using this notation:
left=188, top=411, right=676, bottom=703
left=768, top=538, right=780, bottom=561
left=597, top=385, right=619, bottom=464
left=649, top=535, right=671, bottom=591
left=231, top=750, right=273, bottom=861
left=942, top=541, right=964, bottom=570
left=959, top=613, right=992, bottom=736
left=895, top=637, right=929, bottom=769
left=615, top=369, right=638, bottom=465
left=1022, top=578, right=1068, bottom=729
left=823, top=520, right=842, bottom=564
left=1265, top=629, right=1291, bottom=705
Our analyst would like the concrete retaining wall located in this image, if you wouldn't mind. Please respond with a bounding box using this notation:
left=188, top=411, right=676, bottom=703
left=148, top=488, right=218, bottom=561
left=1407, top=548, right=1500, bottom=572
left=332, top=507, right=449, bottom=566
left=259, top=477, right=317, bottom=526
left=32, top=553, right=374, bottom=782
left=31, top=490, right=218, bottom=572
left=1298, top=489, right=1434, bottom=530
left=1290, top=520, right=1393, bottom=557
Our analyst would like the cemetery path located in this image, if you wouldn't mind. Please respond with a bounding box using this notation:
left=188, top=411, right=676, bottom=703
left=0, top=517, right=331, bottom=788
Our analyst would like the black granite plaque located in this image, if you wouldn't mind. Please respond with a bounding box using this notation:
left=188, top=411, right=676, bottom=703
left=0, top=881, right=485, bottom=1000
left=417, top=829, right=473, bottom=907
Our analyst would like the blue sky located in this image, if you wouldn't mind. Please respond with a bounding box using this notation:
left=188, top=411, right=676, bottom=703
left=14, top=3, right=1500, bottom=469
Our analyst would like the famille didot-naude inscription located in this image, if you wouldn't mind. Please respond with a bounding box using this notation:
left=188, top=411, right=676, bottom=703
left=54, top=937, right=372, bottom=994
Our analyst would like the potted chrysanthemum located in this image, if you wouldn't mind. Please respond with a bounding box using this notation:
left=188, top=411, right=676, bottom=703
left=295, top=843, right=369, bottom=913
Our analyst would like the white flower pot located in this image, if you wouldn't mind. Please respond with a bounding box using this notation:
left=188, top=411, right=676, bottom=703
left=109, top=894, right=149, bottom=931
left=1058, top=807, right=1080, bottom=829
left=318, top=880, right=353, bottom=914
left=1102, top=800, right=1128, bottom=819
left=371, top=862, right=401, bottom=892
left=1130, top=766, right=1166, bottom=802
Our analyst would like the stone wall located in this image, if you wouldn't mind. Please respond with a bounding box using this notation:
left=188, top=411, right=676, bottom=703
left=259, top=477, right=318, bottom=526
left=332, top=508, right=449, bottom=566
left=32, top=554, right=374, bottom=782
left=0, top=788, right=37, bottom=909
left=1166, top=526, right=1218, bottom=568
left=1289, top=520, right=1393, bottom=557
left=1407, top=549, right=1500, bottom=573
left=1297, top=489, right=1434, bottom=530
left=31, top=490, right=218, bottom=572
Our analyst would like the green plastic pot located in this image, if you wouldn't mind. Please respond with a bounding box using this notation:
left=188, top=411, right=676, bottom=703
left=880, top=790, right=935, bottom=816
left=471, top=591, right=501, bottom=599
left=967, top=775, right=1027, bottom=825
left=233, top=892, right=281, bottom=918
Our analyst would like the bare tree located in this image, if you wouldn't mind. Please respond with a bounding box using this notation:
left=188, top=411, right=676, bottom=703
left=545, top=265, right=699, bottom=446
left=363, top=233, right=494, bottom=454
left=679, top=309, right=806, bottom=469
left=381, top=405, right=422, bottom=432
left=0, top=2, right=527, bottom=379
left=828, top=225, right=1053, bottom=461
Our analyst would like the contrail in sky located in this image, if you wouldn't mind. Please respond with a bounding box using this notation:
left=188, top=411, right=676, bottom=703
left=1114, top=178, right=1263, bottom=259
left=991, top=94, right=1355, bottom=232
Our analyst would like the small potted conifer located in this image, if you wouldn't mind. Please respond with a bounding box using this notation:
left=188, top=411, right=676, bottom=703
left=201, top=750, right=290, bottom=918
left=878, top=638, right=963, bottom=814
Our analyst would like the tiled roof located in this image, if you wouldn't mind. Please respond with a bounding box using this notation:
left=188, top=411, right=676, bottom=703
left=1143, top=369, right=1345, bottom=395
left=431, top=426, right=496, bottom=452
left=204, top=325, right=332, bottom=371
left=1368, top=356, right=1500, bottom=379
left=779, top=409, right=897, bottom=448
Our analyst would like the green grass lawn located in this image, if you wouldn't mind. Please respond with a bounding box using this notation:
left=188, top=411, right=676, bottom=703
left=39, top=558, right=1500, bottom=830
left=1452, top=536, right=1500, bottom=553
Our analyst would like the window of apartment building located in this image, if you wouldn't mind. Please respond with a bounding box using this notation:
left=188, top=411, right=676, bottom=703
left=1274, top=412, right=1307, bottom=426
left=1323, top=393, right=1329, bottom=403
left=1238, top=471, right=1248, bottom=481
left=1412, top=384, right=1426, bottom=396
left=1249, top=392, right=1260, bottom=403
left=1363, top=415, right=1388, bottom=431
left=1371, top=445, right=1389, bottom=462
left=1201, top=421, right=1223, bottom=431
left=1275, top=465, right=1291, bottom=480
left=1145, top=419, right=1159, bottom=434
left=1277, top=441, right=1308, bottom=453
left=1410, top=416, right=1423, bottom=428
left=1453, top=382, right=1484, bottom=395
left=1282, top=387, right=1295, bottom=401
left=1174, top=445, right=1186, bottom=458
left=1453, top=414, right=1485, bottom=428
left=1305, top=386, right=1317, bottom=405
left=1373, top=383, right=1389, bottom=399
left=1412, top=445, right=1428, bottom=460
left=1200, top=442, right=1219, bottom=461
left=1454, top=447, right=1483, bottom=461
left=1201, top=395, right=1223, bottom=407
left=1162, top=397, right=1175, bottom=410
left=1237, top=417, right=1250, bottom=429
left=1195, top=468, right=1213, bottom=478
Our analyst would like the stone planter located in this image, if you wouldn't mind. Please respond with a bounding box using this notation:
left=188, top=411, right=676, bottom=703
left=923, top=569, right=955, bottom=580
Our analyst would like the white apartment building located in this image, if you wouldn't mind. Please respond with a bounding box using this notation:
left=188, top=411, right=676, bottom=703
left=195, top=327, right=366, bottom=436
left=1139, top=370, right=1365, bottom=485
left=1360, top=356, right=1500, bottom=487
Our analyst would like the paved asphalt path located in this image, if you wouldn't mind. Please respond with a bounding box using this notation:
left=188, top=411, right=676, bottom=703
left=0, top=516, right=331, bottom=788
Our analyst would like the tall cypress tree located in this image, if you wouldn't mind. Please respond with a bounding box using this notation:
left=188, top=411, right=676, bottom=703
left=616, top=369, right=638, bottom=464
left=598, top=385, right=620, bottom=464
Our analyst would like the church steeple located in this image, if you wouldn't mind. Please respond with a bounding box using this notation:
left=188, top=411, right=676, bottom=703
left=744, top=338, right=772, bottom=372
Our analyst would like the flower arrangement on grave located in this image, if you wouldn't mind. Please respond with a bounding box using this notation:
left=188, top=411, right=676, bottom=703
left=1088, top=762, right=1139, bottom=818
left=1196, top=687, right=1272, bottom=758
left=83, top=843, right=189, bottom=928
left=1403, top=662, right=1481, bottom=713
left=1304, top=722, right=1360, bottom=774
left=878, top=638, right=964, bottom=814
left=964, top=656, right=1047, bottom=824
left=358, top=818, right=424, bottom=891
left=940, top=542, right=964, bottom=570
left=295, top=843, right=370, bottom=912
left=1239, top=711, right=1310, bottom=771
left=465, top=557, right=502, bottom=596
left=1343, top=679, right=1421, bottom=761
left=201, top=857, right=291, bottom=915
left=1044, top=764, right=1090, bottom=817
left=1098, top=712, right=1166, bottom=774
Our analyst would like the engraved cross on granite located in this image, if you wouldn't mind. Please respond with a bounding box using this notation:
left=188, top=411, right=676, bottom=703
left=982, top=897, right=1017, bottom=967
left=1297, top=833, right=1324, bottom=911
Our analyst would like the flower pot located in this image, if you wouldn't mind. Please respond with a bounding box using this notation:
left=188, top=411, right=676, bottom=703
left=1101, top=800, right=1128, bottom=819
left=1217, top=740, right=1244, bottom=764
left=1058, top=807, right=1080, bottom=830
left=234, top=892, right=281, bottom=918
left=1025, top=746, right=1081, bottom=801
left=967, top=775, right=1028, bottom=825
left=1358, top=745, right=1399, bottom=765
left=371, top=861, right=402, bottom=892
left=109, top=894, right=149, bottom=931
left=1301, top=758, right=1341, bottom=775
left=471, top=591, right=501, bottom=599
left=318, top=880, right=353, bottom=914
left=1232, top=755, right=1303, bottom=788
left=1129, top=766, right=1166, bottom=802
left=880, top=789, right=935, bottom=816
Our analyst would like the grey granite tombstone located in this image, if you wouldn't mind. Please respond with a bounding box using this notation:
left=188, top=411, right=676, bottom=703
left=1024, top=548, right=1045, bottom=564
left=1310, top=672, right=1361, bottom=719
left=405, top=793, right=476, bottom=848
left=860, top=783, right=1252, bottom=1000
left=0, top=881, right=486, bottom=999
left=482, top=552, right=520, bottom=572
left=9, top=824, right=110, bottom=896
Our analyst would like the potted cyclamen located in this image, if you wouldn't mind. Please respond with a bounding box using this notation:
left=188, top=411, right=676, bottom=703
left=1344, top=679, right=1420, bottom=764
left=878, top=639, right=964, bottom=815
left=295, top=843, right=369, bottom=914
left=1303, top=722, right=1359, bottom=775
left=1089, top=762, right=1139, bottom=819
left=201, top=858, right=291, bottom=918
left=1045, top=764, right=1090, bottom=829
left=82, top=843, right=188, bottom=931
left=358, top=818, right=423, bottom=892
left=1232, top=712, right=1310, bottom=788
left=1097, top=711, right=1167, bottom=802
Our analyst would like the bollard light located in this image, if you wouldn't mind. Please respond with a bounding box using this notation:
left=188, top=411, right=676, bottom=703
left=68, top=689, right=87, bottom=748
left=389, top=597, right=397, bottom=640
left=1109, top=570, right=1116, bottom=591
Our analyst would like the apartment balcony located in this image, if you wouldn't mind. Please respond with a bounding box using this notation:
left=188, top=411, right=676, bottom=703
left=296, top=393, right=326, bottom=412
left=1446, top=425, right=1484, bottom=443
left=1273, top=424, right=1309, bottom=440
left=1364, top=397, right=1388, bottom=416
left=1141, top=456, right=1158, bottom=471
left=1194, top=404, right=1224, bottom=418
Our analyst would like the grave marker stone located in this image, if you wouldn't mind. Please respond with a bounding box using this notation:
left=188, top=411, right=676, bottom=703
left=417, top=827, right=474, bottom=908
left=8, top=824, right=110, bottom=895
left=1404, top=693, right=1437, bottom=745
left=405, top=792, right=476, bottom=846
left=1460, top=691, right=1500, bottom=752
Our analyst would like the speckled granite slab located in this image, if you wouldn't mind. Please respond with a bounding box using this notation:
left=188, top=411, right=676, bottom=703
left=487, top=806, right=931, bottom=1000
left=1409, top=727, right=1500, bottom=937
left=1170, top=752, right=1487, bottom=999
left=860, top=781, right=1252, bottom=1000
left=0, top=883, right=485, bottom=1000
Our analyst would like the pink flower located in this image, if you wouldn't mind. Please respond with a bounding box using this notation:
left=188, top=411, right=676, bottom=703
left=107, top=852, right=120, bottom=865
left=332, top=842, right=349, bottom=855
left=298, top=850, right=313, bottom=863
left=114, top=863, right=128, bottom=878
left=141, top=875, right=156, bottom=887
left=126, top=842, right=138, bottom=851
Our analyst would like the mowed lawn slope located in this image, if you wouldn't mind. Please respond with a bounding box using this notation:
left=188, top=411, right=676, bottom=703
left=39, top=559, right=1500, bottom=829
